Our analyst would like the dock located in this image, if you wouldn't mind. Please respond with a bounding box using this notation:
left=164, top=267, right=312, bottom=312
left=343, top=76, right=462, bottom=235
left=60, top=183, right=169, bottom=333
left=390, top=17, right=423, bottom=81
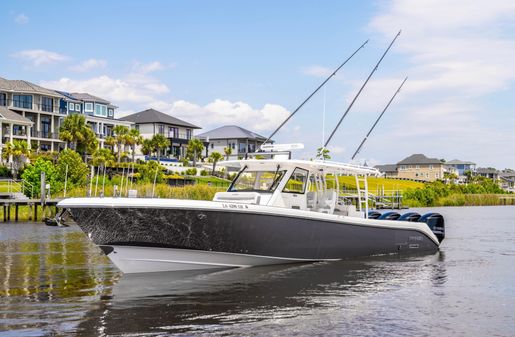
left=1, top=199, right=62, bottom=222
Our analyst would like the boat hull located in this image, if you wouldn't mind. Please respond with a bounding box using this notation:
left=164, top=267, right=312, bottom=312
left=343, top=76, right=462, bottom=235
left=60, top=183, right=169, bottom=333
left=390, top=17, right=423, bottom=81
left=65, top=202, right=440, bottom=273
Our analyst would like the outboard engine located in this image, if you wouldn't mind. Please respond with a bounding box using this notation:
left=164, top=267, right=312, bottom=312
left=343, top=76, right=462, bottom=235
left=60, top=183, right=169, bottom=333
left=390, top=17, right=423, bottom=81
left=419, top=213, right=445, bottom=243
left=378, top=211, right=401, bottom=220
left=398, top=212, right=421, bottom=222
left=368, top=211, right=382, bottom=219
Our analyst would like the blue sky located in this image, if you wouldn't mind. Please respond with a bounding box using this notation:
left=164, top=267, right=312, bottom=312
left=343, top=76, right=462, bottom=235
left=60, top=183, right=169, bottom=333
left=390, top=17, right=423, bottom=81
left=1, top=0, right=514, bottom=168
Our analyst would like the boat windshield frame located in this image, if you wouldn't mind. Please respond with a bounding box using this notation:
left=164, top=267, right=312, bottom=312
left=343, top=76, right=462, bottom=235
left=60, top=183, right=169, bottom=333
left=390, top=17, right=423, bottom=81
left=228, top=166, right=287, bottom=193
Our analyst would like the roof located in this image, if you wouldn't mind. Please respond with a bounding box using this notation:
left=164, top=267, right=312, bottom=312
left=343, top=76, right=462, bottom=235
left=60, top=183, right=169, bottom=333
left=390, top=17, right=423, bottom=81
left=120, top=109, right=200, bottom=129
left=476, top=167, right=498, bottom=174
left=445, top=159, right=476, bottom=165
left=0, top=77, right=63, bottom=97
left=197, top=125, right=267, bottom=141
left=374, top=164, right=397, bottom=172
left=70, top=92, right=111, bottom=105
left=0, top=106, right=34, bottom=125
left=397, top=154, right=443, bottom=165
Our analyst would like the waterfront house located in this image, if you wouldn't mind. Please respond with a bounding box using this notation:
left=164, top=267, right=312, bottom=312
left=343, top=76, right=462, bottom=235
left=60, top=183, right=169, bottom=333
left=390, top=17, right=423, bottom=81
left=197, top=125, right=269, bottom=160
left=444, top=159, right=476, bottom=177
left=120, top=108, right=200, bottom=160
left=396, top=154, right=446, bottom=182
left=499, top=171, right=515, bottom=192
left=475, top=167, right=499, bottom=180
left=374, top=164, right=398, bottom=178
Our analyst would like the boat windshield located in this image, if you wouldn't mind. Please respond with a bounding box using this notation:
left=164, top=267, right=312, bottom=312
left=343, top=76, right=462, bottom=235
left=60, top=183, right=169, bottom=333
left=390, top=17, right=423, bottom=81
left=228, top=167, right=287, bottom=193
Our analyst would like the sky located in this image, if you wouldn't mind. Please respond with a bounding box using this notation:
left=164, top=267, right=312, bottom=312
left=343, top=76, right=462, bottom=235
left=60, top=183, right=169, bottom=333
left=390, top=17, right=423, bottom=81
left=1, top=0, right=514, bottom=169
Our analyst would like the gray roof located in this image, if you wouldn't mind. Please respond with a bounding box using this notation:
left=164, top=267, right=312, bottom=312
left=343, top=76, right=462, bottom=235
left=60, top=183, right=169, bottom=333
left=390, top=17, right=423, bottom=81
left=70, top=93, right=111, bottom=105
left=374, top=164, right=397, bottom=173
left=446, top=159, right=476, bottom=165
left=0, top=106, right=34, bottom=125
left=397, top=154, right=442, bottom=165
left=197, top=125, right=267, bottom=141
left=476, top=167, right=498, bottom=174
left=120, top=108, right=200, bottom=129
left=0, top=77, right=63, bottom=97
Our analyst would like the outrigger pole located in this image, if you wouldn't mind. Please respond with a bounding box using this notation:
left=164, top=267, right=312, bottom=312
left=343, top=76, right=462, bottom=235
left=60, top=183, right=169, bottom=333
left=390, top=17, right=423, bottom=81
left=323, top=30, right=402, bottom=149
left=351, top=76, right=408, bottom=160
left=259, top=39, right=370, bottom=149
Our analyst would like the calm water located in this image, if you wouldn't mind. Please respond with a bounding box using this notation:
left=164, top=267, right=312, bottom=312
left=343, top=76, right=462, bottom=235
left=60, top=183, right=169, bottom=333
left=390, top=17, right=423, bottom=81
left=1, top=206, right=514, bottom=337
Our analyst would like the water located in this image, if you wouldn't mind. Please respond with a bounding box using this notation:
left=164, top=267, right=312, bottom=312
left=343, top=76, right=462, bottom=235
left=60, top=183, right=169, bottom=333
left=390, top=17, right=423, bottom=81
left=1, top=206, right=514, bottom=336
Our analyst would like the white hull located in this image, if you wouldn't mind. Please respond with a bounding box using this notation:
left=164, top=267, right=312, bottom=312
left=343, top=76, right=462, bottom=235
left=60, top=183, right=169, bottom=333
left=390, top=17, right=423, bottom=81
left=107, top=245, right=325, bottom=274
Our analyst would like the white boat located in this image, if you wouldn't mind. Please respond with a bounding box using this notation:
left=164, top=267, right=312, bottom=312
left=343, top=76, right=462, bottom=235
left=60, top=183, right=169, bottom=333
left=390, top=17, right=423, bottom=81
left=58, top=147, right=444, bottom=274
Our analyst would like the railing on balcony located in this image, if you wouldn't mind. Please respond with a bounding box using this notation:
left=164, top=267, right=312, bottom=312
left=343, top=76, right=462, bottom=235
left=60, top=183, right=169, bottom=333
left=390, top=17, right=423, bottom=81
left=161, top=131, right=193, bottom=140
left=0, top=98, right=63, bottom=114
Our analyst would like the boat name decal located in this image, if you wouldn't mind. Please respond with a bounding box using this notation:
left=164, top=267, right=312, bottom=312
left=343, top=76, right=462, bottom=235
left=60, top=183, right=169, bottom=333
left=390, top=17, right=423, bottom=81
left=409, top=236, right=423, bottom=241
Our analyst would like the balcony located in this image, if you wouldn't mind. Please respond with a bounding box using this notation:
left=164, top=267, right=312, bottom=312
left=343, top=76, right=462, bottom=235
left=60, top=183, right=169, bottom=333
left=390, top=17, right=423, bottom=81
left=164, top=131, right=192, bottom=140
left=3, top=98, right=60, bottom=113
left=30, top=130, right=59, bottom=139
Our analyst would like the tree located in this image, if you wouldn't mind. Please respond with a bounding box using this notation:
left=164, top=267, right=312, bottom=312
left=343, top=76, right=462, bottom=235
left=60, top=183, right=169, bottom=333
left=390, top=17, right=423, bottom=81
left=57, top=149, right=89, bottom=188
left=59, top=114, right=88, bottom=151
left=186, top=138, right=204, bottom=167
left=2, top=140, right=30, bottom=178
left=209, top=151, right=223, bottom=175
left=113, top=125, right=129, bottom=164
left=21, top=157, right=62, bottom=197
left=315, top=147, right=331, bottom=160
left=105, top=136, right=116, bottom=152
left=125, top=128, right=143, bottom=162
left=151, top=134, right=170, bottom=162
left=223, top=146, right=232, bottom=160
left=141, top=138, right=154, bottom=157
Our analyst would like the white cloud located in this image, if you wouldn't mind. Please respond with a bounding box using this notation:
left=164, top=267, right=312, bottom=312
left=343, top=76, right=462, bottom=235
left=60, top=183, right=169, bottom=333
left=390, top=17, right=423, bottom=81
left=301, top=65, right=333, bottom=78
left=132, top=61, right=168, bottom=74
left=14, top=13, right=29, bottom=24
left=70, top=58, right=107, bottom=72
left=12, top=49, right=68, bottom=66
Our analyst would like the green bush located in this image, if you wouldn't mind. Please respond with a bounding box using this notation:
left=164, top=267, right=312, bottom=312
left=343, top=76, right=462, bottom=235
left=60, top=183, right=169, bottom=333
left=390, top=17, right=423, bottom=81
left=200, top=169, right=209, bottom=176
left=0, top=165, right=11, bottom=178
left=137, top=161, right=165, bottom=183
left=21, top=158, right=63, bottom=197
left=185, top=168, right=197, bottom=176
left=57, top=149, right=88, bottom=188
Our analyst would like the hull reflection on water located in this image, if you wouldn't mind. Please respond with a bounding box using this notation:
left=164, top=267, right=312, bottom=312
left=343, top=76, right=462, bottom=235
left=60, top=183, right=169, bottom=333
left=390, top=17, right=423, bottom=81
left=77, top=253, right=446, bottom=336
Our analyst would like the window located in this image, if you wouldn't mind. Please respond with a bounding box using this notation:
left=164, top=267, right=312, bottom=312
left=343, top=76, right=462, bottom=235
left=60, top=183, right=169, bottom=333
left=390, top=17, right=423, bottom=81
left=239, top=142, right=247, bottom=153
left=75, top=104, right=80, bottom=112
left=69, top=102, right=75, bottom=111
left=186, top=129, right=192, bottom=139
left=85, top=103, right=93, bottom=112
left=415, top=165, right=420, bottom=169
left=231, top=143, right=235, bottom=150
left=229, top=167, right=287, bottom=193
left=0, top=93, right=6, bottom=106
left=211, top=143, right=214, bottom=149
left=95, top=104, right=107, bottom=117
left=248, top=143, right=256, bottom=153
left=158, top=125, right=165, bottom=135
left=283, top=168, right=309, bottom=194
left=135, top=125, right=139, bottom=131
left=13, top=95, right=32, bottom=109
left=169, top=127, right=178, bottom=138
left=429, top=165, right=433, bottom=170
left=41, top=97, right=53, bottom=112
left=108, top=108, right=113, bottom=117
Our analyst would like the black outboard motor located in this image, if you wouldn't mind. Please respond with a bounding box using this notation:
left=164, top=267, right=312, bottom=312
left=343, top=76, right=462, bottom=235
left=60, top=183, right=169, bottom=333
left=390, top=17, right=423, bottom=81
left=378, top=211, right=401, bottom=220
left=419, top=213, right=445, bottom=243
left=368, top=211, right=382, bottom=219
left=398, top=212, right=421, bottom=222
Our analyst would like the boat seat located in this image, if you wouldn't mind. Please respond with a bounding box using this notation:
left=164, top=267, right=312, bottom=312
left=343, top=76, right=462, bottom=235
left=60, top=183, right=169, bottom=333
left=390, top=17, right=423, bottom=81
left=316, top=190, right=337, bottom=214
left=306, top=191, right=317, bottom=210
left=213, top=192, right=261, bottom=204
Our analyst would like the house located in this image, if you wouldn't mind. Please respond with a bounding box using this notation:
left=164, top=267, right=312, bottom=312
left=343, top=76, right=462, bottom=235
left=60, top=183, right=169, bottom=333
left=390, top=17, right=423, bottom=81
left=120, top=108, right=200, bottom=159
left=499, top=171, right=515, bottom=192
left=197, top=125, right=269, bottom=160
left=396, top=154, right=446, bottom=182
left=374, top=164, right=398, bottom=178
left=57, top=91, right=133, bottom=149
left=444, top=159, right=476, bottom=176
left=476, top=167, right=499, bottom=180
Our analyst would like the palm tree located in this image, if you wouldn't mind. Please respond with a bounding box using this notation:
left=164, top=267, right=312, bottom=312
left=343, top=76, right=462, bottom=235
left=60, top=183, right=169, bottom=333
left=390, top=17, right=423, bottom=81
left=316, top=147, right=331, bottom=160
left=151, top=134, right=170, bottom=162
left=209, top=151, right=223, bottom=175
left=104, top=135, right=116, bottom=153
left=92, top=148, right=115, bottom=168
left=125, top=128, right=143, bottom=162
left=113, top=125, right=129, bottom=164
left=2, top=140, right=30, bottom=178
left=186, top=138, right=205, bottom=167
left=59, top=114, right=88, bottom=151
left=59, top=130, right=73, bottom=150
left=141, top=138, right=154, bottom=157
left=223, top=146, right=232, bottom=161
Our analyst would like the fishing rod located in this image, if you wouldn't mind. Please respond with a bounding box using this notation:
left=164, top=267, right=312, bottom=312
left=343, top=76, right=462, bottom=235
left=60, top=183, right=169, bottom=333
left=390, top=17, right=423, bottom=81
left=259, top=39, right=370, bottom=149
left=351, top=76, right=408, bottom=160
left=323, top=30, right=402, bottom=149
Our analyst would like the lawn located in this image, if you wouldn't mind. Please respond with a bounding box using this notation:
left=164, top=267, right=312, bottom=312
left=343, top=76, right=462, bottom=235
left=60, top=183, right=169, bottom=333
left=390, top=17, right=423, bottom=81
left=338, top=176, right=424, bottom=193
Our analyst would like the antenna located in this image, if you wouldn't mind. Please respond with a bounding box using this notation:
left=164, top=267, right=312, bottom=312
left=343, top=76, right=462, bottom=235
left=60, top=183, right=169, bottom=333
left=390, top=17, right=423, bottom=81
left=324, top=30, right=402, bottom=149
left=351, top=77, right=408, bottom=160
left=260, top=39, right=369, bottom=148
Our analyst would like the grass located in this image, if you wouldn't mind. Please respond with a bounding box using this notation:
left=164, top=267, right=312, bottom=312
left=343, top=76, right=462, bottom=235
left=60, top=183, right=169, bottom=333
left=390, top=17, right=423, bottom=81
left=337, top=176, right=425, bottom=192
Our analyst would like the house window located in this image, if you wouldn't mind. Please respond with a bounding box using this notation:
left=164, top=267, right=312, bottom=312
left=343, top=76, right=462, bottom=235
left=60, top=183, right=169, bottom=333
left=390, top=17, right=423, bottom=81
left=41, top=97, right=53, bottom=112
left=231, top=143, right=235, bottom=150
left=186, top=129, right=192, bottom=139
left=211, top=143, right=214, bottom=149
left=108, top=108, right=114, bottom=117
left=0, top=93, right=6, bottom=106
left=13, top=95, right=32, bottom=109
left=429, top=165, right=433, bottom=170
left=85, top=103, right=93, bottom=112
left=69, top=102, right=75, bottom=111
left=75, top=104, right=80, bottom=111
left=135, top=125, right=139, bottom=131
left=169, top=127, right=178, bottom=138
left=415, top=165, right=420, bottom=169
left=158, top=125, right=165, bottom=135
left=94, top=104, right=107, bottom=117
left=239, top=143, right=247, bottom=153
left=435, top=173, right=439, bottom=179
